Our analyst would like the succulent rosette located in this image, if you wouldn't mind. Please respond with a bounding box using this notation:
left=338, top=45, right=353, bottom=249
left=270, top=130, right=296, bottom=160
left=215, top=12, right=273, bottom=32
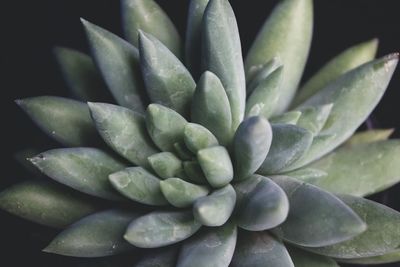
left=2, top=0, right=400, bottom=266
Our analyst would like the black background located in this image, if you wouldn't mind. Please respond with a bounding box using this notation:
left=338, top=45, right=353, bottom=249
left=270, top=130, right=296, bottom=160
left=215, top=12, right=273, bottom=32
left=1, top=0, right=400, bottom=266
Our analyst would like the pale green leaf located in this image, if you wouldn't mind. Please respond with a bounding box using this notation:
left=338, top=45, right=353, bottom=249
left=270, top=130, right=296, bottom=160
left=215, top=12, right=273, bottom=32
left=148, top=152, right=184, bottom=179
left=287, top=246, right=339, bottom=267
left=339, top=249, right=400, bottom=265
left=296, top=103, right=333, bottom=136
left=184, top=123, right=219, bottom=154
left=283, top=168, right=327, bottom=183
left=160, top=178, right=209, bottom=208
left=246, top=57, right=281, bottom=95
left=269, top=111, right=302, bottom=125
left=343, top=129, right=394, bottom=147
left=173, top=142, right=194, bottom=161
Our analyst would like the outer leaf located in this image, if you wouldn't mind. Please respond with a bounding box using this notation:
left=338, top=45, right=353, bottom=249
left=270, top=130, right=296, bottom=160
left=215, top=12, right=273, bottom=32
left=177, top=222, right=237, bottom=267
left=121, top=0, right=182, bottom=57
left=193, top=184, right=236, bottom=227
left=109, top=167, right=167, bottom=206
left=271, top=176, right=366, bottom=247
left=124, top=211, right=201, bottom=248
left=339, top=250, right=400, bottom=265
left=148, top=152, right=184, bottom=179
left=292, top=54, right=398, bottom=168
left=185, top=0, right=210, bottom=77
left=308, top=195, right=400, bottom=259
left=146, top=104, right=187, bottom=152
left=343, top=129, right=394, bottom=147
left=306, top=140, right=400, bottom=196
left=184, top=123, right=219, bottom=153
left=197, top=146, right=233, bottom=188
left=0, top=181, right=99, bottom=228
left=89, top=102, right=158, bottom=167
left=16, top=96, right=98, bottom=147
left=139, top=32, right=195, bottom=116
left=30, top=148, right=126, bottom=200
left=245, top=0, right=313, bottom=114
left=203, top=0, right=246, bottom=129
left=296, top=103, right=333, bottom=136
left=246, top=57, right=281, bottom=94
left=191, top=71, right=232, bottom=145
left=293, top=39, right=378, bottom=106
left=135, top=247, right=178, bottom=267
left=44, top=210, right=139, bottom=257
left=258, top=124, right=313, bottom=174
left=283, top=168, right=327, bottom=183
left=231, top=231, right=294, bottom=267
left=82, top=19, right=146, bottom=112
left=287, top=246, right=339, bottom=267
left=233, top=116, right=272, bottom=180
left=234, top=175, right=289, bottom=231
left=160, top=178, right=209, bottom=208
left=269, top=111, right=302, bottom=125
left=183, top=161, right=208, bottom=184
left=54, top=47, right=108, bottom=101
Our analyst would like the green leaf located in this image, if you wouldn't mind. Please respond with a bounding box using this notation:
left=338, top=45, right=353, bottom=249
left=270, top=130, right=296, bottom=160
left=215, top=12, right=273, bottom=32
left=139, top=32, right=195, bottom=116
left=148, top=152, right=184, bottom=179
left=245, top=66, right=283, bottom=118
left=0, top=181, right=99, bottom=228
left=88, top=102, right=159, bottom=167
left=30, top=148, right=126, bottom=200
left=135, top=247, right=179, bottom=267
left=81, top=19, right=146, bottom=112
left=14, top=148, right=45, bottom=178
left=306, top=140, right=400, bottom=196
left=296, top=104, right=333, bottom=136
left=292, top=54, right=399, bottom=168
left=183, top=161, right=208, bottom=184
left=308, top=195, right=400, bottom=259
left=146, top=104, right=188, bottom=152
left=184, top=123, right=219, bottom=153
left=231, top=231, right=294, bottom=267
left=16, top=96, right=98, bottom=147
left=54, top=47, right=108, bottom=101
left=287, top=246, right=339, bottom=267
left=246, top=57, right=281, bottom=95
left=203, top=0, right=246, bottom=129
left=160, top=178, right=209, bottom=208
left=185, top=0, right=210, bottom=77
left=258, top=124, right=313, bottom=174
left=197, top=146, right=233, bottom=188
left=121, top=0, right=182, bottom=58
left=43, top=210, right=139, bottom=257
left=173, top=142, right=194, bottom=161
left=233, top=116, right=272, bottom=180
left=339, top=249, right=400, bottom=265
left=271, top=176, right=366, bottom=247
left=193, top=184, right=236, bottom=227
left=124, top=211, right=201, bottom=248
left=177, top=222, right=237, bottom=267
left=109, top=167, right=167, bottom=206
left=235, top=175, right=289, bottom=231
left=283, top=168, right=327, bottom=184
left=269, top=111, right=302, bottom=125
left=293, top=39, right=378, bottom=107
left=245, top=0, right=313, bottom=114
left=343, top=129, right=394, bottom=147
left=191, top=71, right=232, bottom=145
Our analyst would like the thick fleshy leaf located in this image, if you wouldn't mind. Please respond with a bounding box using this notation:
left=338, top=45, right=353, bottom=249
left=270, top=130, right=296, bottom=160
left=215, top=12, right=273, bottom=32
left=245, top=0, right=313, bottom=114
left=44, top=210, right=139, bottom=257
left=258, top=124, right=313, bottom=174
left=235, top=175, right=289, bottom=231
left=135, top=247, right=178, bottom=267
left=185, top=0, right=210, bottom=77
left=296, top=104, right=333, bottom=136
left=271, top=176, right=366, bottom=247
left=246, top=57, right=281, bottom=94
left=88, top=103, right=158, bottom=167
left=81, top=19, right=146, bottom=112
left=109, top=167, right=167, bottom=206
left=193, top=184, right=236, bottom=226
left=202, top=0, right=246, bottom=129
left=16, top=96, right=98, bottom=147
left=146, top=104, right=188, bottom=152
left=177, top=222, right=237, bottom=267
left=339, top=249, right=400, bottom=265
left=14, top=148, right=45, bottom=178
left=148, top=152, right=184, bottom=179
left=293, top=39, right=378, bottom=106
left=30, top=148, right=126, bottom=200
left=184, top=123, right=219, bottom=153
left=139, top=32, right=195, bottom=116
left=306, top=140, right=400, bottom=196
left=231, top=231, right=294, bottom=267
left=292, top=54, right=398, bottom=168
left=121, top=0, right=181, bottom=57
left=197, top=146, right=233, bottom=188
left=343, top=128, right=394, bottom=147
left=191, top=71, right=232, bottom=145
left=124, top=211, right=201, bottom=248
left=270, top=111, right=302, bottom=125
left=183, top=161, right=208, bottom=184
left=160, top=178, right=209, bottom=208
left=54, top=47, right=108, bottom=101
left=0, top=181, right=99, bottom=228
left=283, top=168, right=327, bottom=183
left=233, top=116, right=272, bottom=180
left=173, top=142, right=194, bottom=161
left=245, top=66, right=283, bottom=118
left=287, top=246, right=339, bottom=267
left=308, top=195, right=400, bottom=259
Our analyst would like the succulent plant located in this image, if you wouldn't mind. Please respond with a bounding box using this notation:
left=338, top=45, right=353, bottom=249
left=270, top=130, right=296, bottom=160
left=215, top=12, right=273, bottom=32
left=2, top=0, right=400, bottom=266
